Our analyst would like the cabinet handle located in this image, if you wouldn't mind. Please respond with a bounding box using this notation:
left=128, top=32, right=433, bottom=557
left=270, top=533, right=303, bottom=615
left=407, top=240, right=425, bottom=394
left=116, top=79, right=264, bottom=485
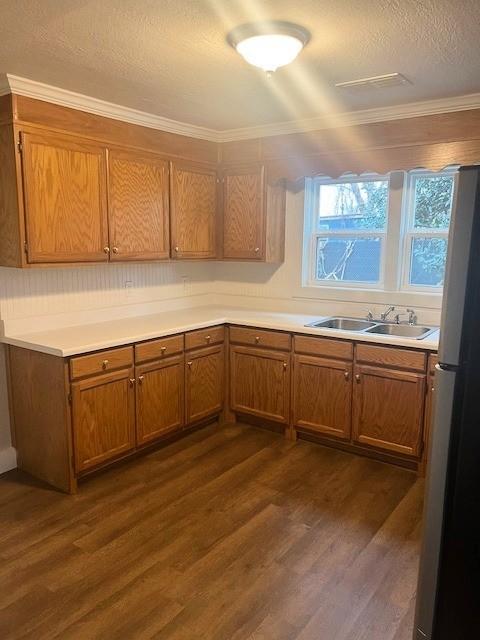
left=138, top=375, right=145, bottom=385
left=355, top=374, right=361, bottom=383
left=175, top=246, right=179, bottom=252
left=205, top=335, right=211, bottom=342
left=187, top=361, right=193, bottom=368
left=129, top=378, right=136, bottom=387
left=102, top=359, right=109, bottom=369
left=283, top=362, right=287, bottom=370
left=255, top=336, right=260, bottom=344
left=344, top=371, right=350, bottom=381
left=161, top=346, right=167, bottom=353
left=103, top=246, right=110, bottom=254
left=255, top=247, right=260, bottom=253
left=112, top=247, right=119, bottom=254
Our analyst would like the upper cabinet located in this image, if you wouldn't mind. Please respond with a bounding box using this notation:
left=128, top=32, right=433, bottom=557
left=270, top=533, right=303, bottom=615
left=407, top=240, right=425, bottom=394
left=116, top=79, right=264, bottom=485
left=0, top=97, right=287, bottom=267
left=170, top=161, right=217, bottom=259
left=108, top=149, right=170, bottom=261
left=21, top=131, right=110, bottom=264
left=221, top=163, right=286, bottom=263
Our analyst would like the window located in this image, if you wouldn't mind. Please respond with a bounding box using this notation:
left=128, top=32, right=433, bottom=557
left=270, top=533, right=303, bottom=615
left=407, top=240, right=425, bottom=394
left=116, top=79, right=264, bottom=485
left=303, top=169, right=456, bottom=295
left=402, top=172, right=455, bottom=290
left=305, top=176, right=389, bottom=287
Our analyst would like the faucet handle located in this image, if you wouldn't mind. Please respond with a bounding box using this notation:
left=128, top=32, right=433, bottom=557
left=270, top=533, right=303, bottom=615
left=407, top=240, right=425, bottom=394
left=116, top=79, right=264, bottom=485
left=365, top=309, right=374, bottom=321
left=406, top=308, right=417, bottom=325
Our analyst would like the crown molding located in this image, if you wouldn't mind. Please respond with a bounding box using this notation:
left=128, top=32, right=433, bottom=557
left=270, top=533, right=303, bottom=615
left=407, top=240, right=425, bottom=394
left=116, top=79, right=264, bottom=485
left=1, top=73, right=480, bottom=143
left=220, top=92, right=480, bottom=141
left=1, top=74, right=222, bottom=141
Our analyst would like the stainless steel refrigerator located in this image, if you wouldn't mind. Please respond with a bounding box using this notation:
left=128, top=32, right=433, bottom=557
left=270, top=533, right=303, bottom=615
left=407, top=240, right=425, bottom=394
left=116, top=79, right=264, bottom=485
left=415, top=166, right=480, bottom=639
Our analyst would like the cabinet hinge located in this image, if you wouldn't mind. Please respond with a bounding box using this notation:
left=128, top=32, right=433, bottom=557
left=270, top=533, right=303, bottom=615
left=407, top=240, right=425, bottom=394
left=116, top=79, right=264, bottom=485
left=68, top=393, right=72, bottom=405
left=17, top=140, right=23, bottom=153
left=23, top=241, right=28, bottom=255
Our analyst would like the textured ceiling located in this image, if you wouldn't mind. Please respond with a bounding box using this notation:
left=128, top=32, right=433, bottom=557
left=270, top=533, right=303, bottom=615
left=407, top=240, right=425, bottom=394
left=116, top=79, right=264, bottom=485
left=1, top=0, right=479, bottom=130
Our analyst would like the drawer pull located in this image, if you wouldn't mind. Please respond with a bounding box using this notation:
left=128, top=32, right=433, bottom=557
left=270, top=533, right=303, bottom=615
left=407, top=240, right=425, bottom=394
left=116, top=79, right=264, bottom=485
left=102, top=359, right=109, bottom=370
left=138, top=375, right=145, bottom=385
left=187, top=361, right=193, bottom=368
left=129, top=378, right=136, bottom=387
left=161, top=346, right=167, bottom=353
left=283, top=362, right=287, bottom=370
left=205, top=335, right=211, bottom=343
left=355, top=374, right=361, bottom=383
left=255, top=336, right=260, bottom=344
left=344, top=371, right=350, bottom=381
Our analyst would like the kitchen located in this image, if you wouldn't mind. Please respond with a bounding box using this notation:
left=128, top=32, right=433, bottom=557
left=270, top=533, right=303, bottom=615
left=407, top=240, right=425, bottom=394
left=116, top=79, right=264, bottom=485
left=0, top=2, right=479, bottom=639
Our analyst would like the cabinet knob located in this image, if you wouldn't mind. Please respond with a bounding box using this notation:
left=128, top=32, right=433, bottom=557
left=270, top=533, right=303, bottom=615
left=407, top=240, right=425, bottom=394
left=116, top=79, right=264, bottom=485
left=344, top=371, right=350, bottom=381
left=138, top=375, right=145, bottom=385
left=129, top=378, right=136, bottom=387
left=103, top=246, right=110, bottom=254
left=102, top=359, right=109, bottom=369
left=175, top=246, right=179, bottom=252
left=255, top=336, right=260, bottom=344
left=205, top=335, right=211, bottom=342
left=254, top=247, right=260, bottom=253
left=187, top=361, right=193, bottom=368
left=161, top=346, right=167, bottom=353
left=355, top=374, right=361, bottom=383
left=112, top=247, right=119, bottom=254
left=283, top=362, right=287, bottom=370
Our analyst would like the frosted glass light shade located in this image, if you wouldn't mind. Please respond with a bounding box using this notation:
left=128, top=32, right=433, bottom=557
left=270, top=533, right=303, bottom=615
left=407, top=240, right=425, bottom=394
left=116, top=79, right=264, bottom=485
left=228, top=22, right=309, bottom=73
left=236, top=34, right=304, bottom=72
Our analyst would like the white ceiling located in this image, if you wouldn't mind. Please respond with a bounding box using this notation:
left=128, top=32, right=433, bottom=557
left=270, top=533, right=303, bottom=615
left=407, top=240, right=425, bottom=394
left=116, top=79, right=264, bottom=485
left=1, top=0, right=479, bottom=131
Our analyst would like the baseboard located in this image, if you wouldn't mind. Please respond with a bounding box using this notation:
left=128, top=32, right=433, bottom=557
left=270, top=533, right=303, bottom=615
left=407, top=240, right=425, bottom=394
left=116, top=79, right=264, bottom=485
left=0, top=446, right=17, bottom=473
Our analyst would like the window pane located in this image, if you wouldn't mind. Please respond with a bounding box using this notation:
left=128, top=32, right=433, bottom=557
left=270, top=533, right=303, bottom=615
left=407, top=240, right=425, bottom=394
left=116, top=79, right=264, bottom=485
left=318, top=180, right=388, bottom=231
left=409, top=237, right=448, bottom=287
left=413, top=175, right=454, bottom=229
left=315, top=236, right=382, bottom=283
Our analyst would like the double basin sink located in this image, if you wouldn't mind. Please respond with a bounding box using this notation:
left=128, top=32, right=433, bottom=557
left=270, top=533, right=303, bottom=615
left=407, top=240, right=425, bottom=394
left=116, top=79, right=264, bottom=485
left=306, top=317, right=437, bottom=340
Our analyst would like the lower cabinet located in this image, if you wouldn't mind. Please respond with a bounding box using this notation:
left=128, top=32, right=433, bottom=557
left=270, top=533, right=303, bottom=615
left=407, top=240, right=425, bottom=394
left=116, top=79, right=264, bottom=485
left=136, top=355, right=185, bottom=445
left=352, top=364, right=426, bottom=457
left=186, top=345, right=224, bottom=424
left=293, top=355, right=352, bottom=440
left=72, top=368, right=136, bottom=472
left=230, top=345, right=290, bottom=423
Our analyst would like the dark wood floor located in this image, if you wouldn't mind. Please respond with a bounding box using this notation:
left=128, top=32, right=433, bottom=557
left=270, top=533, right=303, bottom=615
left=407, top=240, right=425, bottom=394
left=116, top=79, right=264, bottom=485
left=0, top=423, right=424, bottom=640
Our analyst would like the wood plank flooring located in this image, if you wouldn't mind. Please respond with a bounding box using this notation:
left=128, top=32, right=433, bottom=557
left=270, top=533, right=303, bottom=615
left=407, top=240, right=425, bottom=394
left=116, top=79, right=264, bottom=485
left=0, top=423, right=424, bottom=640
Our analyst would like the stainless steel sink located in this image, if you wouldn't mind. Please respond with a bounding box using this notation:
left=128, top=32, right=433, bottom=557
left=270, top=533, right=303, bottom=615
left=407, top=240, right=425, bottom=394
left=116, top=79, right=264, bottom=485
left=365, top=324, right=437, bottom=339
left=306, top=317, right=377, bottom=331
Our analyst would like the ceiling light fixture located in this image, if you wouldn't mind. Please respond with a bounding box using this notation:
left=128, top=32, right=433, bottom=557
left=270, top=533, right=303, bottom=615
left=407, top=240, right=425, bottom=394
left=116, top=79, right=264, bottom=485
left=227, top=21, right=310, bottom=75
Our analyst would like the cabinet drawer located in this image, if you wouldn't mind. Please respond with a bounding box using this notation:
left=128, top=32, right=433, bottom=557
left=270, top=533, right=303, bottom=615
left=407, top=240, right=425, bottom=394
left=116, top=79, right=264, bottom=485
left=185, top=325, right=224, bottom=351
left=294, top=335, right=353, bottom=361
left=70, top=346, right=134, bottom=380
left=229, top=326, right=291, bottom=351
left=355, top=343, right=426, bottom=372
left=135, top=334, right=184, bottom=363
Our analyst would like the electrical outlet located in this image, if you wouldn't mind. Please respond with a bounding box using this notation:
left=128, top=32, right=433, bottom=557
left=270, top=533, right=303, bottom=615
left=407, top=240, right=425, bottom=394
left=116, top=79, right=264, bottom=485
left=124, top=280, right=133, bottom=299
left=181, top=275, right=190, bottom=294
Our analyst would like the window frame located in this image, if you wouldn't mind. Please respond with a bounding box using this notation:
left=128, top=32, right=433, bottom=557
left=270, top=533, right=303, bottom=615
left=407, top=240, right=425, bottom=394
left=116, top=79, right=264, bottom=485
left=400, top=169, right=457, bottom=293
left=303, top=174, right=390, bottom=290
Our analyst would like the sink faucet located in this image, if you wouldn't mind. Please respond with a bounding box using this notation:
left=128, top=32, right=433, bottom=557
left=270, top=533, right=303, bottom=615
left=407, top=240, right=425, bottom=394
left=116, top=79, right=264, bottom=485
left=365, top=309, right=374, bottom=322
left=407, top=308, right=417, bottom=325
left=380, top=305, right=395, bottom=321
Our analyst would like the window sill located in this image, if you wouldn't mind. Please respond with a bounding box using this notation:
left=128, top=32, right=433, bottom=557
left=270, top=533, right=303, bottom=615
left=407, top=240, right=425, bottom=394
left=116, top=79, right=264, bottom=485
left=295, top=285, right=443, bottom=309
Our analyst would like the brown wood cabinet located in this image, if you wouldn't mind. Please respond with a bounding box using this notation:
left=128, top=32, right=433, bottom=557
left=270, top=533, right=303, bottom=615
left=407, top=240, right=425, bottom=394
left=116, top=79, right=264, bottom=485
left=186, top=345, right=224, bottom=424
left=221, top=164, right=285, bottom=262
left=352, top=364, right=426, bottom=457
left=135, top=355, right=184, bottom=445
left=21, top=130, right=109, bottom=264
left=108, top=149, right=170, bottom=261
left=170, top=161, right=217, bottom=259
left=71, top=368, right=136, bottom=473
left=293, top=355, right=352, bottom=440
left=230, top=345, right=290, bottom=424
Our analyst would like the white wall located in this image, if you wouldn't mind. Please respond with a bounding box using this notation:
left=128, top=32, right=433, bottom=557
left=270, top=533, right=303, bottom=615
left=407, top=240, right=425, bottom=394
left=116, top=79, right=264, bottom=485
left=0, top=188, right=442, bottom=472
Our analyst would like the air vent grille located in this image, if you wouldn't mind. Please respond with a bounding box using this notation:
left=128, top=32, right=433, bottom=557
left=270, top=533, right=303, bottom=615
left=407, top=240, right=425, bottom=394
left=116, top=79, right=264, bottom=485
left=335, top=73, right=411, bottom=91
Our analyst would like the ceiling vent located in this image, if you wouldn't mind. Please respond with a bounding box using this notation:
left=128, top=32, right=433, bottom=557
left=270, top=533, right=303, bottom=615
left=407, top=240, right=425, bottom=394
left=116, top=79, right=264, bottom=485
left=335, top=73, right=411, bottom=91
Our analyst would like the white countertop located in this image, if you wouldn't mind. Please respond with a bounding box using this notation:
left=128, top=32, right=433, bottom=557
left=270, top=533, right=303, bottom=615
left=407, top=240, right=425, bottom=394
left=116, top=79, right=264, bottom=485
left=1, top=306, right=440, bottom=357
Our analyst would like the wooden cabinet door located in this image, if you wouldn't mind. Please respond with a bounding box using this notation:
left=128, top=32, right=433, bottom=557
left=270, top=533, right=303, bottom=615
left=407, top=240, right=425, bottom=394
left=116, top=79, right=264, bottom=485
left=170, top=161, right=217, bottom=259
left=21, top=131, right=109, bottom=263
left=186, top=345, right=224, bottom=424
left=222, top=164, right=265, bottom=260
left=136, top=355, right=184, bottom=445
left=230, top=345, right=290, bottom=423
left=108, top=149, right=170, bottom=261
left=72, top=368, right=135, bottom=473
left=293, top=355, right=352, bottom=440
left=352, top=364, right=426, bottom=457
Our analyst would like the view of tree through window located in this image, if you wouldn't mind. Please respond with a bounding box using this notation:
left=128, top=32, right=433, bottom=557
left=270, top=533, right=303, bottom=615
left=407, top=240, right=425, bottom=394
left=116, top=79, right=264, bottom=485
left=315, top=180, right=388, bottom=283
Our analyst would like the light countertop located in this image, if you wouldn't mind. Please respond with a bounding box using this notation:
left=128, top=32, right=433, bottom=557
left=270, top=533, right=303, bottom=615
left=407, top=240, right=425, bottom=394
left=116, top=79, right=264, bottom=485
left=1, top=306, right=440, bottom=357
